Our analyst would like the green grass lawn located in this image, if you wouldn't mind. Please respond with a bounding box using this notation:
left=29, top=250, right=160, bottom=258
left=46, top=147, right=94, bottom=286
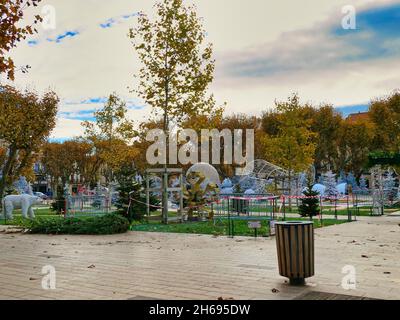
left=0, top=207, right=56, bottom=225
left=0, top=207, right=110, bottom=225
left=131, top=216, right=349, bottom=237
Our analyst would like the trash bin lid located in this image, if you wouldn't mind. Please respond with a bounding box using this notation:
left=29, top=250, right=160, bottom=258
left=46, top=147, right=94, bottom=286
left=275, top=221, right=314, bottom=226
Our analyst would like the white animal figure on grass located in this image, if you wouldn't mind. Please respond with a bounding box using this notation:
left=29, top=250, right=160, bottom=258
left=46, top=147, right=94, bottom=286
left=1, top=194, right=43, bottom=219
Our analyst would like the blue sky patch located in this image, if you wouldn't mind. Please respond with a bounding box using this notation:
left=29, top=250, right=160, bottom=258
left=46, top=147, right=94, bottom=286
left=27, top=40, right=39, bottom=46
left=333, top=3, right=400, bottom=62
left=100, top=18, right=116, bottom=29
left=334, top=104, right=369, bottom=117
left=64, top=97, right=108, bottom=105
left=99, top=12, right=140, bottom=29
left=59, top=109, right=96, bottom=121
left=47, top=31, right=79, bottom=43
left=49, top=137, right=72, bottom=143
left=227, top=3, right=400, bottom=79
left=61, top=97, right=144, bottom=121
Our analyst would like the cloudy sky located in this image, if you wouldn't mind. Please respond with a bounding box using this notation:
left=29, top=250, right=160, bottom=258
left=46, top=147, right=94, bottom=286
left=6, top=0, right=400, bottom=139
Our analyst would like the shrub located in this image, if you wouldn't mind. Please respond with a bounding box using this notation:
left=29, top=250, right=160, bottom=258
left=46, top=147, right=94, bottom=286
left=298, top=184, right=320, bottom=220
left=23, top=214, right=130, bottom=235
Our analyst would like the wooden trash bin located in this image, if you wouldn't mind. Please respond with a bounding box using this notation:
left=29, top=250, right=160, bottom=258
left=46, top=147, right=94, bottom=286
left=275, top=221, right=314, bottom=285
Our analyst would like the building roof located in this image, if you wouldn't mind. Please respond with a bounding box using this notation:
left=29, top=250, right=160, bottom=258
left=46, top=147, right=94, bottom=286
left=346, top=112, right=370, bottom=124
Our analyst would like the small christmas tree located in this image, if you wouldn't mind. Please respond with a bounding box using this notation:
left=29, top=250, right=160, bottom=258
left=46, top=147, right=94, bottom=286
left=298, top=173, right=307, bottom=193
left=91, top=184, right=104, bottom=210
left=383, top=169, right=397, bottom=204
left=323, top=170, right=338, bottom=198
left=14, top=176, right=33, bottom=195
left=298, top=183, right=320, bottom=220
left=359, top=176, right=368, bottom=191
left=338, top=170, right=347, bottom=184
left=346, top=173, right=358, bottom=189
left=233, top=183, right=242, bottom=194
left=115, top=165, right=159, bottom=222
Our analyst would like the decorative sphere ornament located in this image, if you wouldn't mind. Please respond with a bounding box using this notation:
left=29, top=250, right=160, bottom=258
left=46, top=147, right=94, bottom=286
left=186, top=162, right=221, bottom=186
left=311, top=184, right=326, bottom=196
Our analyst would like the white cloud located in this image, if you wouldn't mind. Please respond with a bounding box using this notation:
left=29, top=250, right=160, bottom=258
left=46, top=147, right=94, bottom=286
left=7, top=0, right=400, bottom=139
left=51, top=117, right=85, bottom=140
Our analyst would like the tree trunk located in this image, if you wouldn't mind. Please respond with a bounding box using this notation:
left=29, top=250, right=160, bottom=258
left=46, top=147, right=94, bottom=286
left=162, top=47, right=170, bottom=224
left=0, top=145, right=18, bottom=209
left=288, top=171, right=292, bottom=212
left=162, top=107, right=169, bottom=224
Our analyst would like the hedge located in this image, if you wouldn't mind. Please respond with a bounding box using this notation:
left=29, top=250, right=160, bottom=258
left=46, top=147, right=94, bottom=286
left=22, top=214, right=130, bottom=235
left=368, top=151, right=400, bottom=166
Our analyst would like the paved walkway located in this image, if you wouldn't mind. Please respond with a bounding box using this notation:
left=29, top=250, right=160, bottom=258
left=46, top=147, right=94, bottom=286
left=0, top=215, right=399, bottom=300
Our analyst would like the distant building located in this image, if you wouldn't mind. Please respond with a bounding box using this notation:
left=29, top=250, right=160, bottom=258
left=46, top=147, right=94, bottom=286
left=32, top=162, right=50, bottom=194
left=346, top=112, right=370, bottom=124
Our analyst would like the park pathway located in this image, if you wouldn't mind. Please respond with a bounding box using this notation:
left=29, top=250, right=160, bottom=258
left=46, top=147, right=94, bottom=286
left=0, top=215, right=399, bottom=300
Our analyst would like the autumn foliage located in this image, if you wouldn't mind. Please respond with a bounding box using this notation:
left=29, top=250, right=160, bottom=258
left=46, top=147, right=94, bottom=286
left=0, top=0, right=42, bottom=80
left=0, top=85, right=59, bottom=200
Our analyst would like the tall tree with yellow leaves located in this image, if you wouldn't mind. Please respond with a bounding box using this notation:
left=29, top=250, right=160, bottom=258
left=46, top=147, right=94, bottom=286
left=261, top=94, right=316, bottom=208
left=369, top=92, right=400, bottom=153
left=82, top=93, right=137, bottom=184
left=129, top=0, right=221, bottom=222
left=0, top=85, right=59, bottom=202
left=41, top=140, right=99, bottom=193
